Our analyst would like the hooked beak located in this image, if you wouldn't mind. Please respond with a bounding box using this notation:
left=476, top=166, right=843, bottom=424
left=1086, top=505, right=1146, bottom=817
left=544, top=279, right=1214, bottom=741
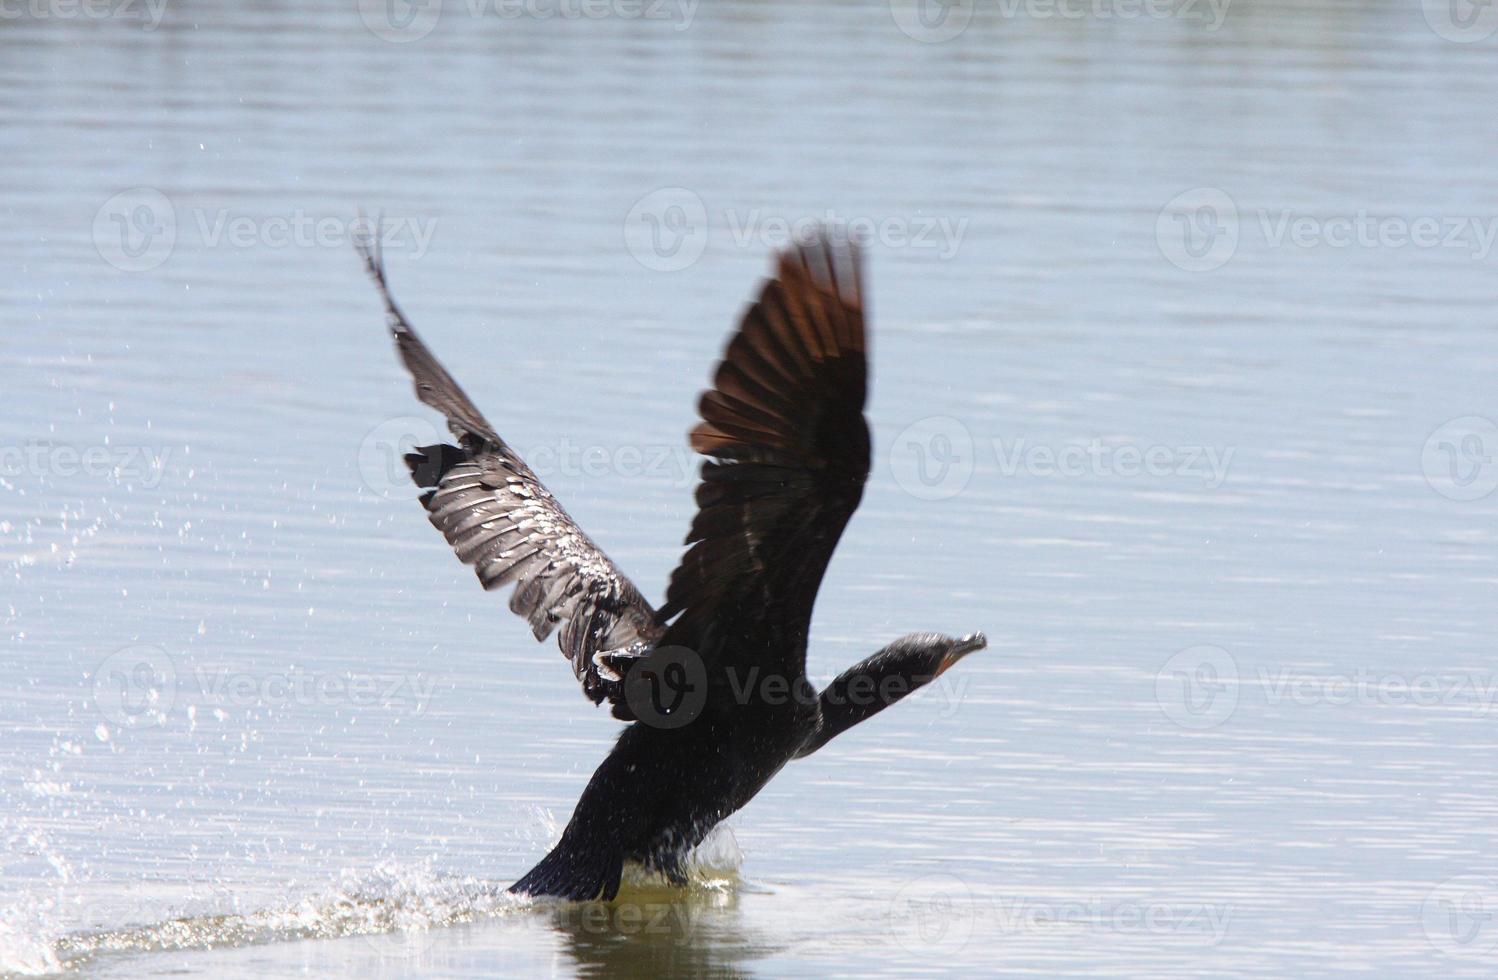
left=936, top=631, right=988, bottom=676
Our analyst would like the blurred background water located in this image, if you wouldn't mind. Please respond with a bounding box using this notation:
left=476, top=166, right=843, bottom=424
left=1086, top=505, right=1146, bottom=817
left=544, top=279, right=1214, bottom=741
left=4, top=0, right=1498, bottom=975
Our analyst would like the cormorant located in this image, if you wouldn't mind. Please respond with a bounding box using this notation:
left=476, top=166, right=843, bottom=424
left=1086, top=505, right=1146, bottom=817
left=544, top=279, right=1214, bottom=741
left=358, top=228, right=986, bottom=901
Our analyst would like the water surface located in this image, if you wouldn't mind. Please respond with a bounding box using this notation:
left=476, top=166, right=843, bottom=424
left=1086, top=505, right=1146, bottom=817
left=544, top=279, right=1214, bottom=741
left=4, top=0, right=1498, bottom=975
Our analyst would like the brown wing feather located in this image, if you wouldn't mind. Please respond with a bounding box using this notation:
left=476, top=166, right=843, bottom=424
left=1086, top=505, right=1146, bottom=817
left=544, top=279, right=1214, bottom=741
left=357, top=235, right=661, bottom=709
left=659, top=230, right=871, bottom=671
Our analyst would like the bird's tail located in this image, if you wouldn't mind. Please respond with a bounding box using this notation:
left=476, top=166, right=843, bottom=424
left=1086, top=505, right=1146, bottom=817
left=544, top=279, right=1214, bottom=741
left=508, top=837, right=624, bottom=902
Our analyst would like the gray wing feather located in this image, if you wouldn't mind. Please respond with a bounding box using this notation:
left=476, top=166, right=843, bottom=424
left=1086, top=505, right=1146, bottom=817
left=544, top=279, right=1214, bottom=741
left=357, top=233, right=660, bottom=709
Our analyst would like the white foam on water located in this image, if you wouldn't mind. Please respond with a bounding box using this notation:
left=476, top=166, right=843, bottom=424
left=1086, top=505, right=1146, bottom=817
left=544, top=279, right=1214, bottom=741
left=5, top=828, right=748, bottom=977
left=23, top=863, right=520, bottom=975
left=0, top=920, right=64, bottom=977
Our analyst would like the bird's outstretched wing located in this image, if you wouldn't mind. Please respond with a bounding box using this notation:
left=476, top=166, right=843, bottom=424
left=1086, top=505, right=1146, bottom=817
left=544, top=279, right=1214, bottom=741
left=357, top=236, right=661, bottom=708
left=659, top=230, right=871, bottom=673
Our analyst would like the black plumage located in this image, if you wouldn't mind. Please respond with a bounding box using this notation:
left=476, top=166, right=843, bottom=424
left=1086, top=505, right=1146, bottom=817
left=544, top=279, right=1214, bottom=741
left=358, top=228, right=985, bottom=901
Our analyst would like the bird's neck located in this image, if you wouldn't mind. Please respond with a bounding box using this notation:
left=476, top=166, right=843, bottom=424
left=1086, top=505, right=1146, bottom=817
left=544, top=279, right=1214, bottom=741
left=797, top=649, right=926, bottom=758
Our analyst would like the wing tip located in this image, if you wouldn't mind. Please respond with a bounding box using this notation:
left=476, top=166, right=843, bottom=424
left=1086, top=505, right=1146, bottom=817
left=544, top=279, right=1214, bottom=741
left=776, top=222, right=864, bottom=314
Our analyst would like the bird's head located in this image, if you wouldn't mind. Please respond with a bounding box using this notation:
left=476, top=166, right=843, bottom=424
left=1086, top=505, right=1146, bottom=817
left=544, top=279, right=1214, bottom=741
left=874, top=630, right=989, bottom=684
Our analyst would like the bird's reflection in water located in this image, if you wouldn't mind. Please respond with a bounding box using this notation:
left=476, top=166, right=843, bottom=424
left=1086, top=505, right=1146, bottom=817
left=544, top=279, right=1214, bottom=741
left=546, top=873, right=779, bottom=979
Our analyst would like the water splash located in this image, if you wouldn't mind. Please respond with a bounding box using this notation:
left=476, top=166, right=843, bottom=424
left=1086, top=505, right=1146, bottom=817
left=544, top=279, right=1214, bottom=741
left=7, top=832, right=746, bottom=976
left=0, top=920, right=64, bottom=978
left=0, top=820, right=73, bottom=976
left=22, top=864, right=521, bottom=976
left=610, top=825, right=745, bottom=894
left=683, top=824, right=745, bottom=883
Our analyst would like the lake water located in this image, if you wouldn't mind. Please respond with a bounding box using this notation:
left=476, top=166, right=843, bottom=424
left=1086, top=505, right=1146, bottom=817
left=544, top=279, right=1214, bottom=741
left=4, top=0, right=1498, bottom=975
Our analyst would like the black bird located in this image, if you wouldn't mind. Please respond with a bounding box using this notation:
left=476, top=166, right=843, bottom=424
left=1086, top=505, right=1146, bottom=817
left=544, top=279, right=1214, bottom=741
left=358, top=228, right=986, bottom=902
